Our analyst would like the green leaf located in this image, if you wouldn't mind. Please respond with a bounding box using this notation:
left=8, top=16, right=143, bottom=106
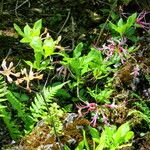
left=124, top=131, right=134, bottom=142
left=69, top=58, right=81, bottom=78
left=13, top=23, right=24, bottom=37
left=32, top=19, right=42, bottom=36
left=89, top=127, right=100, bottom=143
left=43, top=38, right=55, bottom=57
left=24, top=24, right=31, bottom=36
left=30, top=36, right=43, bottom=52
left=126, top=13, right=137, bottom=28
left=13, top=92, right=29, bottom=102
left=83, top=130, right=90, bottom=150
left=37, top=60, right=51, bottom=70
left=113, top=122, right=130, bottom=143
left=73, top=42, right=83, bottom=58
left=20, top=37, right=31, bottom=43
left=34, top=53, right=43, bottom=68
left=117, top=18, right=124, bottom=27
left=33, top=19, right=42, bottom=31
left=95, top=130, right=106, bottom=150
left=75, top=140, right=84, bottom=150
left=64, top=145, right=71, bottom=150
left=111, top=12, right=119, bottom=20
left=117, top=25, right=127, bottom=36
left=24, top=60, right=34, bottom=67
left=109, top=22, right=118, bottom=31
left=81, top=64, right=89, bottom=76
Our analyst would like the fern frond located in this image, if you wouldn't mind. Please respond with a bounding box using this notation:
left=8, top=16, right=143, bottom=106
left=1, top=108, right=22, bottom=139
left=0, top=75, right=7, bottom=117
left=43, top=81, right=69, bottom=102
left=0, top=76, right=22, bottom=139
left=6, top=91, right=34, bottom=131
left=30, top=81, right=69, bottom=122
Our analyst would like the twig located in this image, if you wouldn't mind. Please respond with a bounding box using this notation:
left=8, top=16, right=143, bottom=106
left=71, top=16, right=75, bottom=50
left=4, top=49, right=12, bottom=60
left=15, top=0, right=30, bottom=10
left=57, top=9, right=71, bottom=36
left=15, top=0, right=30, bottom=18
left=95, top=0, right=118, bottom=46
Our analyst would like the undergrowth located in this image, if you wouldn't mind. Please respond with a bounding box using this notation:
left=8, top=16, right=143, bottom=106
left=0, top=1, right=150, bottom=149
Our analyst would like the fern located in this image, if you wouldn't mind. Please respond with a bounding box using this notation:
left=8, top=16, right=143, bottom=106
left=43, top=81, right=69, bottom=102
left=6, top=91, right=34, bottom=132
left=30, top=82, right=68, bottom=133
left=30, top=81, right=68, bottom=120
left=1, top=108, right=22, bottom=139
left=0, top=76, right=22, bottom=139
left=0, top=76, right=7, bottom=117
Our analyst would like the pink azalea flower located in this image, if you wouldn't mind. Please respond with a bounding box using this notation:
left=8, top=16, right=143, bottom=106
left=136, top=11, right=150, bottom=30
left=98, top=38, right=128, bottom=64
left=90, top=110, right=99, bottom=127
left=101, top=110, right=110, bottom=126
left=76, top=102, right=97, bottom=117
left=131, top=65, right=140, bottom=78
left=76, top=102, right=99, bottom=126
left=104, top=102, right=117, bottom=109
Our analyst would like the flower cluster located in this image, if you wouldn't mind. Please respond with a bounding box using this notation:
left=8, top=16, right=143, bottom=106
left=98, top=38, right=128, bottom=64
left=0, top=59, right=43, bottom=92
left=15, top=67, right=43, bottom=92
left=76, top=101, right=120, bottom=126
left=76, top=102, right=99, bottom=127
left=136, top=11, right=150, bottom=30
left=0, top=59, right=20, bottom=83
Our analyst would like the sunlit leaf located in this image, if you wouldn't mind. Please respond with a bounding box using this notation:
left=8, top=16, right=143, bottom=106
left=30, top=36, right=42, bottom=52
left=24, top=25, right=31, bottom=36
left=33, top=19, right=42, bottom=31
left=73, top=42, right=83, bottom=58
left=13, top=23, right=24, bottom=37
left=43, top=38, right=55, bottom=57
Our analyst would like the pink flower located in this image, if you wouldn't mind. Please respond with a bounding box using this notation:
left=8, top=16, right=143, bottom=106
left=90, top=110, right=99, bottom=127
left=76, top=102, right=97, bottom=117
left=76, top=102, right=99, bottom=126
left=136, top=11, right=150, bottom=30
left=98, top=38, right=128, bottom=64
left=104, top=103, right=117, bottom=109
left=131, top=65, right=140, bottom=78
left=101, top=110, right=110, bottom=126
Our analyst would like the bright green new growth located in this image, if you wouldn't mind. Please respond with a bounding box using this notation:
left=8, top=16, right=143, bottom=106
left=109, top=13, right=137, bottom=36
left=30, top=81, right=69, bottom=134
left=88, top=87, right=113, bottom=103
left=61, top=43, right=114, bottom=86
left=95, top=122, right=134, bottom=150
left=109, top=13, right=138, bottom=42
left=14, top=19, right=61, bottom=70
left=65, top=122, right=134, bottom=150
